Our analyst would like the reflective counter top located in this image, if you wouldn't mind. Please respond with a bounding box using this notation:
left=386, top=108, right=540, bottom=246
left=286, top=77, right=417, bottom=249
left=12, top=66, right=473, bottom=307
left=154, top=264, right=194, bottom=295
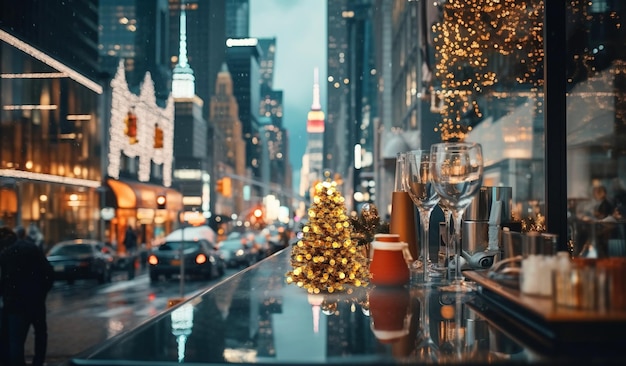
left=69, top=248, right=626, bottom=365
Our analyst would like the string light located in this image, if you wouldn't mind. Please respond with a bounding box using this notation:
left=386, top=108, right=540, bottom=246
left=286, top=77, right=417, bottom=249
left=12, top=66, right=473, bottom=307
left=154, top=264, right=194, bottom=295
left=107, top=61, right=175, bottom=186
left=432, top=0, right=544, bottom=141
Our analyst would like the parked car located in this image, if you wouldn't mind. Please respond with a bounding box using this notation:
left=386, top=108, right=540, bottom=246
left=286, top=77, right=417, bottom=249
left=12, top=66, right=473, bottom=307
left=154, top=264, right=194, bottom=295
left=102, top=243, right=138, bottom=279
left=46, top=239, right=114, bottom=284
left=148, top=236, right=226, bottom=283
left=219, top=234, right=257, bottom=268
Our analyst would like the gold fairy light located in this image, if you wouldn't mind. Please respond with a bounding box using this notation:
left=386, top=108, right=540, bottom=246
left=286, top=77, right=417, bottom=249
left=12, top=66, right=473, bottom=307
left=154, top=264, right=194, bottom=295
left=285, top=178, right=370, bottom=293
left=432, top=0, right=545, bottom=141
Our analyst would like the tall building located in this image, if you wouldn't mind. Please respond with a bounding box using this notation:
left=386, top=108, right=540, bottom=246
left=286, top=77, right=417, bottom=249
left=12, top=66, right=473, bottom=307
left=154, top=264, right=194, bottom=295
left=345, top=0, right=377, bottom=212
left=257, top=37, right=292, bottom=211
left=300, top=68, right=326, bottom=205
left=325, top=0, right=377, bottom=211
left=170, top=4, right=211, bottom=220
left=0, top=28, right=103, bottom=244
left=325, top=0, right=351, bottom=199
left=211, top=63, right=247, bottom=218
left=99, top=0, right=172, bottom=103
left=258, top=38, right=276, bottom=90
left=225, top=0, right=249, bottom=38
left=225, top=38, right=262, bottom=183
left=169, top=0, right=227, bottom=122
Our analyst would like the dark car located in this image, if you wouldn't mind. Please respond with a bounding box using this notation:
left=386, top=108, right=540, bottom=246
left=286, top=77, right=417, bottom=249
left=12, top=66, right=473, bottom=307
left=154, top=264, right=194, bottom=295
left=147, top=238, right=226, bottom=283
left=101, top=243, right=139, bottom=279
left=46, top=239, right=114, bottom=284
left=219, top=235, right=257, bottom=268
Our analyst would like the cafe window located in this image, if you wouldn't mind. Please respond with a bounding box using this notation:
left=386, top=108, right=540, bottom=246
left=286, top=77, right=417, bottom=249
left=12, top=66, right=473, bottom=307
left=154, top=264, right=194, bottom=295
left=565, top=1, right=626, bottom=257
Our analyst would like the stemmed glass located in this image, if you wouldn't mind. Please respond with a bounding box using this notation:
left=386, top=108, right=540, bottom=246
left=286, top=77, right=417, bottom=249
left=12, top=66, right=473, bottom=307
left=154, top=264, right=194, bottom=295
left=403, top=150, right=440, bottom=284
left=434, top=201, right=452, bottom=275
left=429, top=142, right=484, bottom=292
left=411, top=285, right=439, bottom=363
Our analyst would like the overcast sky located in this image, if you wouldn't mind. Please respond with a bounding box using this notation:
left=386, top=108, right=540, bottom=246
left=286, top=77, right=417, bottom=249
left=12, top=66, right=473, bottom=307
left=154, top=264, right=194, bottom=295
left=249, top=0, right=327, bottom=192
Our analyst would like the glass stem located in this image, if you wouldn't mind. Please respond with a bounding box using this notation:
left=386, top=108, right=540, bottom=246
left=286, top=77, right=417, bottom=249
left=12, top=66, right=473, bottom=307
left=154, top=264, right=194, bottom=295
left=443, top=207, right=452, bottom=264
left=451, top=210, right=464, bottom=281
left=418, top=208, right=432, bottom=281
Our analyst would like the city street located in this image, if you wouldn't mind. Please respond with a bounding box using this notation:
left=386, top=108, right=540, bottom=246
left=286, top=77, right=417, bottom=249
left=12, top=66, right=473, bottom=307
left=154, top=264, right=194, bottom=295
left=24, top=266, right=239, bottom=365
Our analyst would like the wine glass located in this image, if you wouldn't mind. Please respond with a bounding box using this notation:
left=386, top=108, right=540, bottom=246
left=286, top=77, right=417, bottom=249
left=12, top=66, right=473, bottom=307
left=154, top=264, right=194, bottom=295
left=434, top=201, right=453, bottom=275
left=403, top=150, right=440, bottom=284
left=429, top=142, right=484, bottom=292
left=411, top=285, right=439, bottom=363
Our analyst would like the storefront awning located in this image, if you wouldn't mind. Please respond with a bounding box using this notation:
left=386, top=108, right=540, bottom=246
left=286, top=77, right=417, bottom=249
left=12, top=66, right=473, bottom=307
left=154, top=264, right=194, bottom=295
left=107, top=179, right=183, bottom=211
left=0, top=187, right=17, bottom=213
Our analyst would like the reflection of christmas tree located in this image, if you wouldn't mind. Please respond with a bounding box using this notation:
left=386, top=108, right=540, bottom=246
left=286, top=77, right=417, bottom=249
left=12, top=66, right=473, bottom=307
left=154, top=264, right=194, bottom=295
left=286, top=178, right=369, bottom=294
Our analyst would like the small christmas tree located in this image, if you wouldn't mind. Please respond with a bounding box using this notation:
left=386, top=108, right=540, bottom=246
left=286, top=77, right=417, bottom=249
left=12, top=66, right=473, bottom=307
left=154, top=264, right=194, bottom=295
left=286, top=178, right=369, bottom=294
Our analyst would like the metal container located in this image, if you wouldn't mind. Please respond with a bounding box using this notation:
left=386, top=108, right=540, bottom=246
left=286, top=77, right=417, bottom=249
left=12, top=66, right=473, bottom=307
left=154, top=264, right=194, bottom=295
left=464, top=186, right=512, bottom=223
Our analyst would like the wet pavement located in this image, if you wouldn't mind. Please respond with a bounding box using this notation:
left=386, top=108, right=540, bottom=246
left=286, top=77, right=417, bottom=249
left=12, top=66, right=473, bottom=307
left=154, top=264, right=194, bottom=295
left=22, top=266, right=236, bottom=366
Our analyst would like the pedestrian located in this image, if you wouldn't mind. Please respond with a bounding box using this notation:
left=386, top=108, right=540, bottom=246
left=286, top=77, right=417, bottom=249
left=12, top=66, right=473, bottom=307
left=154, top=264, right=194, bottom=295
left=123, top=226, right=138, bottom=278
left=124, top=225, right=137, bottom=255
left=0, top=226, right=55, bottom=366
left=0, top=226, right=19, bottom=365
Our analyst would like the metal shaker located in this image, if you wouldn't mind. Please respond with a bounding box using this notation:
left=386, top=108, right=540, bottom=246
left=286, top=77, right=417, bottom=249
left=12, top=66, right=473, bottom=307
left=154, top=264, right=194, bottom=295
left=461, top=186, right=512, bottom=269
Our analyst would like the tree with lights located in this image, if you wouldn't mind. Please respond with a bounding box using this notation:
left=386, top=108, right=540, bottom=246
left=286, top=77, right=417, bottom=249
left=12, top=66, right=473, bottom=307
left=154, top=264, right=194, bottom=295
left=286, top=176, right=369, bottom=294
left=432, top=0, right=544, bottom=141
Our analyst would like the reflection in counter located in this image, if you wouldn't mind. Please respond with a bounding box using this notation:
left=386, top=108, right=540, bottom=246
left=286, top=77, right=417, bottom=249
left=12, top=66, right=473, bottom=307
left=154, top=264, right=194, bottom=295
left=170, top=303, right=193, bottom=362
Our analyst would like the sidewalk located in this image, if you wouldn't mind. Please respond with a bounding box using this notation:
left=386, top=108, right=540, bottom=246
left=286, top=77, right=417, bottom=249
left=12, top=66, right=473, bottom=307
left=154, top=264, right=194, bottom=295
left=25, top=266, right=149, bottom=366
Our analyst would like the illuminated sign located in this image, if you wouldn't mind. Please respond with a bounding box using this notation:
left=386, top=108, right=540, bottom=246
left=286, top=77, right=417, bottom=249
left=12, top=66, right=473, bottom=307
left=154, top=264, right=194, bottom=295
left=226, top=38, right=259, bottom=47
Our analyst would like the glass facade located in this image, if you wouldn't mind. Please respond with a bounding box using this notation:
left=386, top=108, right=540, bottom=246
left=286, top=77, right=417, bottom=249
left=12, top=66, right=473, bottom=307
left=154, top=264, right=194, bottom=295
left=0, top=32, right=103, bottom=247
left=565, top=0, right=626, bottom=256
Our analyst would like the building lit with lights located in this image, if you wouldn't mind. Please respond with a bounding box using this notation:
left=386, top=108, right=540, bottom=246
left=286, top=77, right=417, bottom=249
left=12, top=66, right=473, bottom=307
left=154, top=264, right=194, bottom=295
left=0, top=28, right=182, bottom=248
left=225, top=38, right=263, bottom=196
left=0, top=30, right=103, bottom=246
left=170, top=4, right=212, bottom=228
left=210, top=63, right=246, bottom=226
left=300, top=68, right=326, bottom=207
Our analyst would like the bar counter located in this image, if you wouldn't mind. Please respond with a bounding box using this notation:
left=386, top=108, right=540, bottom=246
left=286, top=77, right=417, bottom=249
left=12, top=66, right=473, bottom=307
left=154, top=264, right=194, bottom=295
left=69, top=248, right=626, bottom=365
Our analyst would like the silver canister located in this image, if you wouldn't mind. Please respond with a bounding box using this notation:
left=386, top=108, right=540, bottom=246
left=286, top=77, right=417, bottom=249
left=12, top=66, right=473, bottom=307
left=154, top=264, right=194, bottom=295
left=464, top=186, right=512, bottom=223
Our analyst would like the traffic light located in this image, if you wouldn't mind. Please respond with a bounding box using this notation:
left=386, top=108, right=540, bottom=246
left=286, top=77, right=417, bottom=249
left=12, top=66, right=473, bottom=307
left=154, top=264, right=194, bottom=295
left=216, top=179, right=224, bottom=194
left=156, top=194, right=167, bottom=209
left=222, top=176, right=232, bottom=197
left=154, top=124, right=163, bottom=149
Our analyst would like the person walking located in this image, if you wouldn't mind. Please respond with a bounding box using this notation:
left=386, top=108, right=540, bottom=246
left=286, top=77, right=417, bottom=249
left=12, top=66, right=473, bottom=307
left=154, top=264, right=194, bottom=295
left=123, top=226, right=138, bottom=279
left=0, top=226, right=55, bottom=366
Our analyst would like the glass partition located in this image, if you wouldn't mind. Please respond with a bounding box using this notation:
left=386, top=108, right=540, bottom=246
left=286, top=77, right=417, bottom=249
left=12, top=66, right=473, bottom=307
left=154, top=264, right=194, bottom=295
left=565, top=1, right=626, bottom=257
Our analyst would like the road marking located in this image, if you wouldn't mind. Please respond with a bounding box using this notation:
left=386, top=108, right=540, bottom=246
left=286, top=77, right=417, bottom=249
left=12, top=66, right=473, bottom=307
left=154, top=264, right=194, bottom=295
left=98, top=276, right=148, bottom=294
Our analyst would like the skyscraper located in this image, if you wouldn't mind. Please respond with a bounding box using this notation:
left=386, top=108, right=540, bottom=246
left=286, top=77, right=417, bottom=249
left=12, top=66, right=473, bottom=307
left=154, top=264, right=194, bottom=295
left=300, top=68, right=325, bottom=202
left=169, top=0, right=227, bottom=122
left=211, top=63, right=246, bottom=216
left=325, top=0, right=351, bottom=196
left=170, top=3, right=210, bottom=216
left=99, top=0, right=171, bottom=103
left=225, top=38, right=262, bottom=183
left=225, top=0, right=249, bottom=38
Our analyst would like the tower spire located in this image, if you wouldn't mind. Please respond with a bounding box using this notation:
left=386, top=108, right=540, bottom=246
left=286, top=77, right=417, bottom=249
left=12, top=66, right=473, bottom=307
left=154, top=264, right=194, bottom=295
left=172, top=2, right=195, bottom=98
left=311, top=67, right=321, bottom=111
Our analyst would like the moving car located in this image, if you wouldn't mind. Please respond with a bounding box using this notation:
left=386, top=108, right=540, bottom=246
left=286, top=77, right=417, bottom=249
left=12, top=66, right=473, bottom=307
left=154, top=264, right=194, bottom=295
left=219, top=233, right=257, bottom=268
left=46, top=239, right=114, bottom=284
left=148, top=226, right=226, bottom=283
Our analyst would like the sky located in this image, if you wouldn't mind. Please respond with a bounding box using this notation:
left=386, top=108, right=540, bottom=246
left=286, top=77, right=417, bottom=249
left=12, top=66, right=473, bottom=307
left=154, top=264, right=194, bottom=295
left=249, top=0, right=327, bottom=192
